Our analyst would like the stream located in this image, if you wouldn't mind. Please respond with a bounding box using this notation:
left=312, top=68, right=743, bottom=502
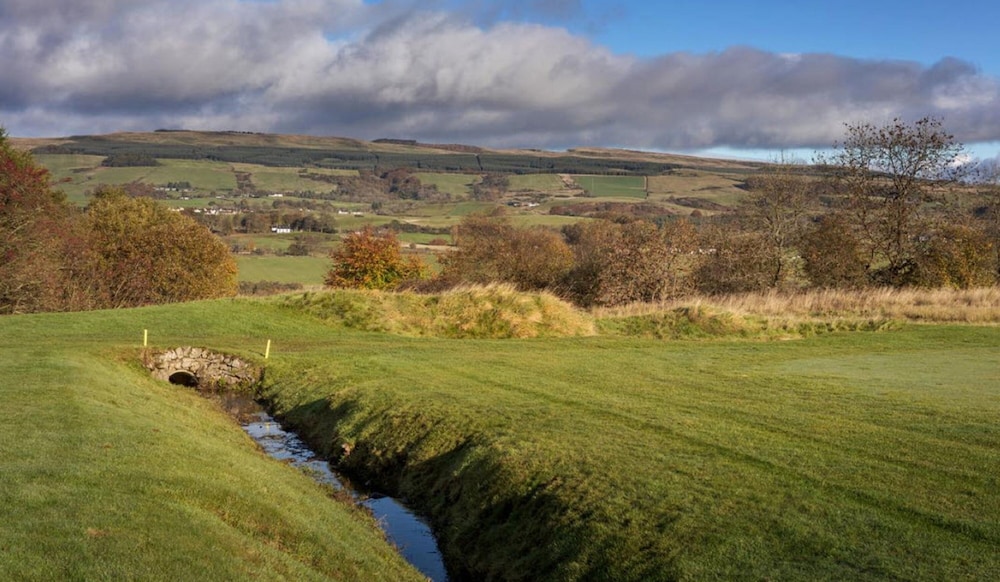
left=219, top=393, right=449, bottom=582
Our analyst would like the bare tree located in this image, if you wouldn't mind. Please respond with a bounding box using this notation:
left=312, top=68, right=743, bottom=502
left=823, top=116, right=964, bottom=286
left=741, top=160, right=815, bottom=287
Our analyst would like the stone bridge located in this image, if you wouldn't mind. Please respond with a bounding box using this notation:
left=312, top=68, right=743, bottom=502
left=144, top=347, right=261, bottom=390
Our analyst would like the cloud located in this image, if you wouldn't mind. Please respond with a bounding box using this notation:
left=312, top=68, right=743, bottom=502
left=2, top=0, right=999, bottom=151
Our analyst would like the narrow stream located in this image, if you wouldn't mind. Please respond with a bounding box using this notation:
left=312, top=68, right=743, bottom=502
left=221, top=394, right=449, bottom=582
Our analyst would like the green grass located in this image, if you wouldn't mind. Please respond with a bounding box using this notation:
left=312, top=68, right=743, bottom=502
left=508, top=173, right=566, bottom=191
left=41, top=158, right=240, bottom=200
left=646, top=171, right=747, bottom=208
left=0, top=304, right=425, bottom=581
left=572, top=175, right=647, bottom=198
left=256, top=292, right=1000, bottom=580
left=236, top=165, right=348, bottom=193
left=508, top=214, right=587, bottom=227
left=3, top=290, right=998, bottom=581
left=416, top=172, right=477, bottom=197
left=237, top=255, right=331, bottom=284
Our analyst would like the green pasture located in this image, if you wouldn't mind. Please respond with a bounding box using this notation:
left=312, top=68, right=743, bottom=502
left=508, top=213, right=587, bottom=228
left=1, top=292, right=998, bottom=580
left=572, top=174, right=647, bottom=198
left=405, top=200, right=496, bottom=219
left=415, top=172, right=477, bottom=197
left=646, top=171, right=748, bottom=208
left=508, top=173, right=566, bottom=192
left=236, top=255, right=331, bottom=285
left=37, top=155, right=239, bottom=202
left=226, top=233, right=334, bottom=254
left=231, top=164, right=352, bottom=194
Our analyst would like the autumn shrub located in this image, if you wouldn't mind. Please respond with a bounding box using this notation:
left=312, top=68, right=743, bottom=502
left=0, top=129, right=78, bottom=314
left=563, top=219, right=688, bottom=306
left=326, top=225, right=426, bottom=290
left=800, top=214, right=869, bottom=288
left=692, top=227, right=783, bottom=294
left=913, top=222, right=997, bottom=288
left=438, top=214, right=572, bottom=291
left=83, top=187, right=238, bottom=307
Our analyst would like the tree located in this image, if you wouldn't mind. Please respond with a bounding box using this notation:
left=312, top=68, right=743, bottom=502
left=692, top=226, right=782, bottom=295
left=740, top=162, right=814, bottom=287
left=83, top=187, right=238, bottom=307
left=800, top=215, right=868, bottom=288
left=563, top=219, right=690, bottom=306
left=0, top=129, right=77, bottom=314
left=438, top=214, right=573, bottom=291
left=471, top=173, right=510, bottom=201
left=286, top=234, right=320, bottom=256
left=825, top=116, right=964, bottom=286
left=326, top=225, right=425, bottom=289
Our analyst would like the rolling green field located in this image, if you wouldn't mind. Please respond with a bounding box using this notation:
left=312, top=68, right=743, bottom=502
left=647, top=171, right=748, bottom=209
left=232, top=164, right=355, bottom=193
left=236, top=255, right=331, bottom=285
left=508, top=173, right=567, bottom=191
left=2, top=291, right=995, bottom=580
left=572, top=174, right=647, bottom=198
left=415, top=172, right=477, bottom=197
left=37, top=155, right=240, bottom=201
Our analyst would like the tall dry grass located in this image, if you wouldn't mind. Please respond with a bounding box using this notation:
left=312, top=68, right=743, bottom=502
left=595, top=287, right=1000, bottom=325
left=279, top=284, right=596, bottom=339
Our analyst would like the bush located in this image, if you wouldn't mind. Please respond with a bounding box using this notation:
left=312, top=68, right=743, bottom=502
left=83, top=187, right=238, bottom=307
left=326, top=226, right=426, bottom=290
left=438, top=214, right=573, bottom=292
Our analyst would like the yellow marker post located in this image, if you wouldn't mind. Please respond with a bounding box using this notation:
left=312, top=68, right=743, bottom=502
left=265, top=339, right=271, bottom=359
left=143, top=329, right=148, bottom=347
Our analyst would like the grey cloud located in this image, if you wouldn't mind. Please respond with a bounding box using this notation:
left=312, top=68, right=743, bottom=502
left=1, top=0, right=999, bottom=152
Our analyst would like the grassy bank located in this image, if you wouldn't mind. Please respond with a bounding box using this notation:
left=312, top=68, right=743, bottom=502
left=2, top=290, right=999, bottom=580
left=257, top=289, right=999, bottom=580
left=0, top=304, right=424, bottom=581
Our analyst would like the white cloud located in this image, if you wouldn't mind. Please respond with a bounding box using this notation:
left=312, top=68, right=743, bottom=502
left=1, top=0, right=999, bottom=151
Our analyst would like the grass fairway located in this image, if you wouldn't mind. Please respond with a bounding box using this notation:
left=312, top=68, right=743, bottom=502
left=2, top=293, right=998, bottom=580
left=0, top=303, right=424, bottom=581
left=258, top=295, right=1000, bottom=581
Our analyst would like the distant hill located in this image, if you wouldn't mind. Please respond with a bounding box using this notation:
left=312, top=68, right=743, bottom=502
left=11, top=130, right=763, bottom=175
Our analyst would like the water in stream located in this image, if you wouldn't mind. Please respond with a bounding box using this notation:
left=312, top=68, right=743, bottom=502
left=238, top=405, right=449, bottom=582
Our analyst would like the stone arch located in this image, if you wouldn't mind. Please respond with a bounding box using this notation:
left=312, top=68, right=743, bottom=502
left=144, top=347, right=261, bottom=390
left=168, top=370, right=200, bottom=387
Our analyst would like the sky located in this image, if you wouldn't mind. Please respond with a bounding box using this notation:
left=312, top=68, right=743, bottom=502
left=2, top=0, right=999, bottom=160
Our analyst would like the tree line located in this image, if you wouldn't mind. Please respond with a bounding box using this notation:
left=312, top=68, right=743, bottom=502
left=327, top=118, right=1000, bottom=305
left=1, top=130, right=237, bottom=315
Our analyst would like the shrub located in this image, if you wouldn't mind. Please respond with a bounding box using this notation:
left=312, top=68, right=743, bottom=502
left=326, top=226, right=426, bottom=290
left=83, top=187, right=238, bottom=307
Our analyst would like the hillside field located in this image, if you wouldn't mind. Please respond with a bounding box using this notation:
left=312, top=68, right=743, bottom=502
left=1, top=291, right=997, bottom=580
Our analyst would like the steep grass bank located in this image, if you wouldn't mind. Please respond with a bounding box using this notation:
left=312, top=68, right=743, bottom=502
left=0, top=305, right=424, bottom=581
left=259, top=322, right=1000, bottom=580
